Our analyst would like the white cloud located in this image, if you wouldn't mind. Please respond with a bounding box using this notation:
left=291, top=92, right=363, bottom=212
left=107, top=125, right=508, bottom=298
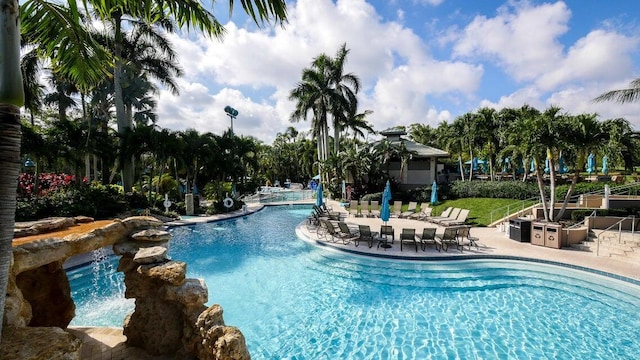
left=152, top=0, right=640, bottom=143
left=453, top=1, right=570, bottom=81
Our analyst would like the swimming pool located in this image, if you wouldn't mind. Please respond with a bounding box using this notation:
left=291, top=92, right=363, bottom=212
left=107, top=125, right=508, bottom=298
left=68, top=205, right=640, bottom=359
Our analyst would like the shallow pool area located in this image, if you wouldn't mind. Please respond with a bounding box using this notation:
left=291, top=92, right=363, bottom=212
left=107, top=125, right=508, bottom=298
left=68, top=205, right=640, bottom=359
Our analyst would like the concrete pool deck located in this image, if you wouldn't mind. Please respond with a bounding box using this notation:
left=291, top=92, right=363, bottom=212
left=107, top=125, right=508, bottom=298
left=68, top=199, right=640, bottom=359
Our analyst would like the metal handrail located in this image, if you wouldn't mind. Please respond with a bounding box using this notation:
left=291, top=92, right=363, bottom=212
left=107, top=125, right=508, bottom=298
left=490, top=182, right=640, bottom=225
left=565, top=209, right=596, bottom=230
left=489, top=197, right=539, bottom=225
left=595, top=215, right=636, bottom=256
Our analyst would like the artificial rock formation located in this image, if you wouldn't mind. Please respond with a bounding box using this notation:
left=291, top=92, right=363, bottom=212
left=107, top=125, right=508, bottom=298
left=118, top=240, right=250, bottom=359
left=5, top=216, right=251, bottom=359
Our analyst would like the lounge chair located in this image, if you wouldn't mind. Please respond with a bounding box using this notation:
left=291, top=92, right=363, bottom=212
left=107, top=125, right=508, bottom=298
left=370, top=200, right=380, bottom=217
left=338, top=221, right=359, bottom=238
left=416, top=228, right=439, bottom=252
left=379, top=225, right=395, bottom=248
left=437, top=227, right=461, bottom=252
left=314, top=204, right=341, bottom=221
left=400, top=228, right=418, bottom=252
left=348, top=200, right=360, bottom=217
left=429, top=208, right=460, bottom=224
left=425, top=207, right=452, bottom=223
left=358, top=201, right=369, bottom=217
left=439, top=209, right=470, bottom=226
left=357, top=224, right=380, bottom=248
left=322, top=220, right=358, bottom=244
left=400, top=202, right=418, bottom=218
left=409, top=204, right=431, bottom=220
left=392, top=201, right=403, bottom=217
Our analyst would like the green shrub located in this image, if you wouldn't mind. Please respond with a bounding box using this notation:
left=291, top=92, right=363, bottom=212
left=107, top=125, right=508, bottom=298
left=570, top=208, right=633, bottom=222
left=16, top=183, right=130, bottom=221
left=449, top=180, right=540, bottom=200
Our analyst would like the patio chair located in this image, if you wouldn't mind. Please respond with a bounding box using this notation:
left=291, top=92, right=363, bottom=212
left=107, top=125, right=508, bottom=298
left=438, top=209, right=470, bottom=226
left=400, top=228, right=418, bottom=252
left=370, top=200, right=380, bottom=217
left=378, top=225, right=395, bottom=249
left=357, top=224, right=380, bottom=248
left=437, top=227, right=461, bottom=252
left=416, top=228, right=439, bottom=252
left=429, top=207, right=459, bottom=224
left=400, top=202, right=418, bottom=218
left=392, top=201, right=403, bottom=217
left=456, top=226, right=478, bottom=250
left=348, top=200, right=360, bottom=217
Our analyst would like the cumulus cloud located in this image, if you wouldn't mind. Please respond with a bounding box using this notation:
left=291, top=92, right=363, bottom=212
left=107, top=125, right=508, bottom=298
left=153, top=0, right=640, bottom=143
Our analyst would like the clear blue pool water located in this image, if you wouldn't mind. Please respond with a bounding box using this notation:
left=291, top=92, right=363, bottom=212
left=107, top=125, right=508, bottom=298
left=68, top=205, right=640, bottom=359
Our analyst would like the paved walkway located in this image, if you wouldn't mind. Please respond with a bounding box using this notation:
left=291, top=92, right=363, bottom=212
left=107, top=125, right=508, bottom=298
left=68, top=199, right=640, bottom=359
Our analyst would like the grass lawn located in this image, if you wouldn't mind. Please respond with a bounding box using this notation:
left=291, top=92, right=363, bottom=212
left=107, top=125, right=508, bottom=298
left=428, top=198, right=537, bottom=227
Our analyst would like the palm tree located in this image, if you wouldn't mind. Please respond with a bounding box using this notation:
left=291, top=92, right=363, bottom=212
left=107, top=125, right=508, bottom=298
left=0, top=0, right=287, bottom=338
left=289, top=44, right=361, bottom=182
left=593, top=79, right=640, bottom=104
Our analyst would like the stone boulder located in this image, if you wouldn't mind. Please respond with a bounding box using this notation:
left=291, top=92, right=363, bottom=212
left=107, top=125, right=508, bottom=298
left=191, top=305, right=251, bottom=360
left=16, top=260, right=75, bottom=328
left=13, top=217, right=77, bottom=238
left=133, top=246, right=168, bottom=264
left=0, top=326, right=82, bottom=360
left=130, top=228, right=172, bottom=242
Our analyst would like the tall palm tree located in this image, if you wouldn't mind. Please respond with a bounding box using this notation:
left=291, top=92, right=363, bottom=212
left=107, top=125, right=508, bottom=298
left=0, top=0, right=287, bottom=338
left=289, top=44, right=361, bottom=182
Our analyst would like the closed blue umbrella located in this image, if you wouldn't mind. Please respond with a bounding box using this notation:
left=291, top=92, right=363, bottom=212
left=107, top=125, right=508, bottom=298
left=558, top=154, right=567, bottom=174
left=602, top=155, right=609, bottom=175
left=430, top=181, right=438, bottom=205
left=530, top=159, right=536, bottom=172
left=380, top=181, right=391, bottom=223
left=587, top=153, right=595, bottom=174
left=472, top=157, right=478, bottom=171
left=316, top=183, right=323, bottom=207
left=502, top=157, right=509, bottom=173
left=544, top=158, right=550, bottom=174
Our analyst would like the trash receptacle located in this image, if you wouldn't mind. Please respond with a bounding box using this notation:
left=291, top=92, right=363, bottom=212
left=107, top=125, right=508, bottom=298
left=509, top=218, right=531, bottom=242
left=531, top=222, right=546, bottom=246
left=544, top=223, right=563, bottom=249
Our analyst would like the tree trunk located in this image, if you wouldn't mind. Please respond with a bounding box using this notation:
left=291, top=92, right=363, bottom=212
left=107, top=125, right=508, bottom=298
left=0, top=0, right=24, bottom=339
left=113, top=12, right=134, bottom=192
left=0, top=105, right=21, bottom=339
left=458, top=156, right=465, bottom=181
left=534, top=157, right=550, bottom=222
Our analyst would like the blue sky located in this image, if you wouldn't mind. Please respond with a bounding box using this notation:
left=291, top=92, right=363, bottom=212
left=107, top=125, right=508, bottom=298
left=155, top=0, right=640, bottom=143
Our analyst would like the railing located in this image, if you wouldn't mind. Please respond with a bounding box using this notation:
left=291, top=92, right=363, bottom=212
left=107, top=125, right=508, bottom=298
left=566, top=209, right=597, bottom=230
left=595, top=215, right=636, bottom=256
left=490, top=182, right=640, bottom=226
left=489, top=198, right=540, bottom=225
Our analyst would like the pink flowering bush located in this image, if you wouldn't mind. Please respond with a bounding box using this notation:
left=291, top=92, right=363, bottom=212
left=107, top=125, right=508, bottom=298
left=17, top=172, right=85, bottom=197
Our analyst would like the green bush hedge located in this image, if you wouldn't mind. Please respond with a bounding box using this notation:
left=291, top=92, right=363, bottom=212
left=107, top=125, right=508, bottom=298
left=448, top=180, right=540, bottom=200
left=16, top=184, right=134, bottom=221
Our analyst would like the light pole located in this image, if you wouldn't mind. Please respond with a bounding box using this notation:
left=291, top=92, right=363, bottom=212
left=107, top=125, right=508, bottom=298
left=24, top=158, right=38, bottom=194
left=224, top=106, right=239, bottom=197
left=224, top=105, right=239, bottom=136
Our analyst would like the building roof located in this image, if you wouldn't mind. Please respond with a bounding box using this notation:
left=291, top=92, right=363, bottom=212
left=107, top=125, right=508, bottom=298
left=378, top=127, right=449, bottom=158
